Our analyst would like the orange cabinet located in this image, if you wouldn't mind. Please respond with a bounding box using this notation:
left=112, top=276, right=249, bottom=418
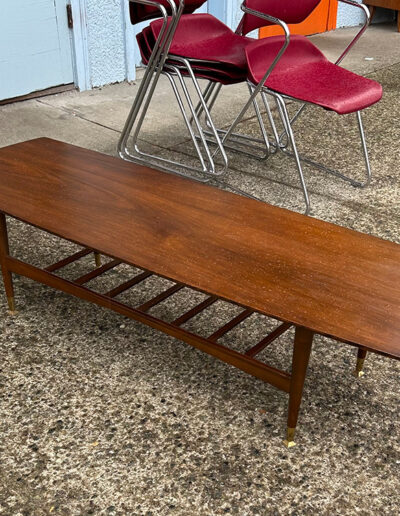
left=259, top=0, right=338, bottom=38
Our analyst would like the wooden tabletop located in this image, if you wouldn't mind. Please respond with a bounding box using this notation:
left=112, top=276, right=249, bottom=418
left=0, top=138, right=399, bottom=359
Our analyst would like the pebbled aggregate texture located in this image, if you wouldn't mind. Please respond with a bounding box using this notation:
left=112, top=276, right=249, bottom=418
left=0, top=65, right=399, bottom=516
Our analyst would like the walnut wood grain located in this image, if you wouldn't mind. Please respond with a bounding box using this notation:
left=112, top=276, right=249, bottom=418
left=0, top=138, right=399, bottom=359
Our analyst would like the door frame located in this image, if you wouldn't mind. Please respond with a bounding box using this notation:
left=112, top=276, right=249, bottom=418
left=69, top=0, right=136, bottom=90
left=69, top=0, right=91, bottom=91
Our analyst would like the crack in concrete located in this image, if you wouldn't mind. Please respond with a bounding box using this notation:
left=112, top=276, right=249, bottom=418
left=36, top=99, right=122, bottom=135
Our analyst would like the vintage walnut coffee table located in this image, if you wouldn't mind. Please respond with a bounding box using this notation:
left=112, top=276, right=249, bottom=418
left=0, top=138, right=399, bottom=447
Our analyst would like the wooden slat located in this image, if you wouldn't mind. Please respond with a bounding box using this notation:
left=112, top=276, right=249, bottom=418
left=105, top=271, right=151, bottom=298
left=74, top=259, right=121, bottom=285
left=137, top=284, right=184, bottom=312
left=172, top=296, right=218, bottom=326
left=45, top=248, right=93, bottom=272
left=209, top=309, right=253, bottom=342
left=5, top=255, right=292, bottom=393
left=245, top=322, right=292, bottom=358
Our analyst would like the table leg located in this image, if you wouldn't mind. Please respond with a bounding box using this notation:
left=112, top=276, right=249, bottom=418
left=0, top=213, right=16, bottom=314
left=94, top=252, right=102, bottom=268
left=397, top=11, right=400, bottom=32
left=284, top=326, right=314, bottom=448
left=354, top=347, right=368, bottom=378
left=367, top=5, right=376, bottom=24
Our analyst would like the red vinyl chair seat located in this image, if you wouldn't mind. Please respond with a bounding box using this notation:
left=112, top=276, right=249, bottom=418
left=246, top=35, right=383, bottom=115
left=138, top=34, right=245, bottom=84
left=149, top=14, right=254, bottom=71
left=137, top=25, right=247, bottom=84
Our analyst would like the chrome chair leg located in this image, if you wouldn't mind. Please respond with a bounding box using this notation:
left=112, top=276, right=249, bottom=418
left=172, top=66, right=223, bottom=174
left=356, top=110, right=372, bottom=188
left=118, top=61, right=161, bottom=161
left=121, top=59, right=230, bottom=179
left=277, top=103, right=308, bottom=150
left=273, top=94, right=311, bottom=215
left=192, top=81, right=221, bottom=123
left=119, top=1, right=182, bottom=161
left=260, top=91, right=281, bottom=154
left=128, top=70, right=212, bottom=178
left=197, top=82, right=272, bottom=160
left=271, top=101, right=372, bottom=189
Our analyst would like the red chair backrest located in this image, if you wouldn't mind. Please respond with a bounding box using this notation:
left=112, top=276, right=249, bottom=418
left=129, top=0, right=207, bottom=24
left=241, top=0, right=322, bottom=35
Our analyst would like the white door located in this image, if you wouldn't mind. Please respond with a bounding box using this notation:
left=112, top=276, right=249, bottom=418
left=0, top=0, right=74, bottom=101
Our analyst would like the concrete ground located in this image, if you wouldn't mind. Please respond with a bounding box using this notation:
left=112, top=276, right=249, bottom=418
left=0, top=22, right=399, bottom=515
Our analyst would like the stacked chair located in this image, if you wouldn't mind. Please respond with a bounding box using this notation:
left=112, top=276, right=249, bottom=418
left=119, top=0, right=383, bottom=214
left=119, top=0, right=271, bottom=182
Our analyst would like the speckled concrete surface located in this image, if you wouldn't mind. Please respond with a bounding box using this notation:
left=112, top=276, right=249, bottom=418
left=1, top=39, right=400, bottom=516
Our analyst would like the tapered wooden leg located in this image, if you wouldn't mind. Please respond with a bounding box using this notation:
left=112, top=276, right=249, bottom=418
left=0, top=213, right=16, bottom=314
left=367, top=6, right=376, bottom=25
left=354, top=347, right=368, bottom=378
left=284, top=326, right=314, bottom=448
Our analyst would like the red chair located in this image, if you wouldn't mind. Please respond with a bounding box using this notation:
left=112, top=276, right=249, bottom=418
left=227, top=0, right=383, bottom=213
left=119, top=0, right=273, bottom=182
left=120, top=1, right=382, bottom=213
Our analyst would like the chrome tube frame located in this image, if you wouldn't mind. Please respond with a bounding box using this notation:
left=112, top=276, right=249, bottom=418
left=194, top=81, right=273, bottom=160
left=271, top=92, right=311, bottom=214
left=131, top=69, right=211, bottom=178
left=118, top=1, right=185, bottom=162
left=119, top=0, right=277, bottom=179
left=259, top=86, right=372, bottom=212
left=189, top=77, right=274, bottom=160
left=335, top=0, right=371, bottom=66
left=189, top=8, right=277, bottom=161
left=164, top=57, right=229, bottom=175
left=119, top=0, right=232, bottom=178
left=211, top=5, right=291, bottom=159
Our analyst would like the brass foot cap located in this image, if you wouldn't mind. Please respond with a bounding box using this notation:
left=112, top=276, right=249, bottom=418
left=353, top=370, right=365, bottom=378
left=283, top=428, right=296, bottom=448
left=7, top=297, right=17, bottom=315
left=94, top=253, right=102, bottom=268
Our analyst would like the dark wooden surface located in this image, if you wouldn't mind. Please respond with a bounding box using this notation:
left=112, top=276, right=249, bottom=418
left=0, top=138, right=399, bottom=359
left=366, top=1, right=400, bottom=31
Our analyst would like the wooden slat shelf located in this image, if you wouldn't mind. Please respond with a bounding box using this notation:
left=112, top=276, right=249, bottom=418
left=45, top=247, right=292, bottom=363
